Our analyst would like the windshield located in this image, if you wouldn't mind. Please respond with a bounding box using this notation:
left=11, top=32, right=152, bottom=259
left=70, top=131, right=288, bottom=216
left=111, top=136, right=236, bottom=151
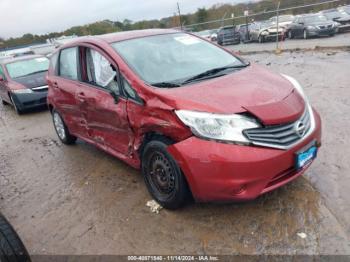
left=6, top=57, right=49, bottom=79
left=112, top=33, right=244, bottom=85
left=304, top=15, right=328, bottom=23
left=271, top=15, right=294, bottom=22
left=323, top=11, right=342, bottom=19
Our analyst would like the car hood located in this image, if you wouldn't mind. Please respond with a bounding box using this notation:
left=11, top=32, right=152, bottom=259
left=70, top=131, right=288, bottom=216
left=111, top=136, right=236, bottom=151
left=152, top=64, right=305, bottom=125
left=12, top=71, right=47, bottom=89
left=308, top=21, right=334, bottom=26
left=334, top=16, right=350, bottom=22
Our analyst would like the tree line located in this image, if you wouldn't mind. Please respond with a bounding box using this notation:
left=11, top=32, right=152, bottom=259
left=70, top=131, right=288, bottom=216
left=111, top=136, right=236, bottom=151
left=1, top=0, right=350, bottom=49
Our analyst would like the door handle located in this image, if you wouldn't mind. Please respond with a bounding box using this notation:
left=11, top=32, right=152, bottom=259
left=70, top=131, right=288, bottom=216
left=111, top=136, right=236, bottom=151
left=52, top=82, right=59, bottom=89
left=76, top=92, right=86, bottom=102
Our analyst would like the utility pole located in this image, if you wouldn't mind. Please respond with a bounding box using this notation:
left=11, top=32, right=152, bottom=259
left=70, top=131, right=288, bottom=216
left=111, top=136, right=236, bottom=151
left=177, top=2, right=182, bottom=30
left=276, top=1, right=281, bottom=54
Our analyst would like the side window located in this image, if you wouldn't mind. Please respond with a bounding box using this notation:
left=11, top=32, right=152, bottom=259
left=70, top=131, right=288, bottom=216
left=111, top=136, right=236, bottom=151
left=121, top=75, right=143, bottom=104
left=59, top=47, right=79, bottom=80
left=85, top=48, right=119, bottom=95
left=122, top=76, right=136, bottom=99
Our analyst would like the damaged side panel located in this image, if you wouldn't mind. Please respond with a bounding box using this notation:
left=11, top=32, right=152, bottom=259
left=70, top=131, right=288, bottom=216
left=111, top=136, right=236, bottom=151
left=126, top=94, right=192, bottom=168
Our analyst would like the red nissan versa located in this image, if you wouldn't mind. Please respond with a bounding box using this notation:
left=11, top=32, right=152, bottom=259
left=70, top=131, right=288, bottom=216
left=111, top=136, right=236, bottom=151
left=47, top=29, right=321, bottom=209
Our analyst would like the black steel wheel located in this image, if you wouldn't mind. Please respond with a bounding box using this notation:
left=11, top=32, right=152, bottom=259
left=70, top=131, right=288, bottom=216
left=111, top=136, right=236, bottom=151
left=142, top=139, right=190, bottom=209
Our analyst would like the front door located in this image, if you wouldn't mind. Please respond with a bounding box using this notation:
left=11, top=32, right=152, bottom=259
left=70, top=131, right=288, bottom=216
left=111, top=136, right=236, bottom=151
left=77, top=46, right=132, bottom=155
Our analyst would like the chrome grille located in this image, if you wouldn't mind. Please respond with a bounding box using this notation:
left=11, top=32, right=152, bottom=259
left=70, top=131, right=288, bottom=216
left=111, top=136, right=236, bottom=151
left=244, top=109, right=311, bottom=148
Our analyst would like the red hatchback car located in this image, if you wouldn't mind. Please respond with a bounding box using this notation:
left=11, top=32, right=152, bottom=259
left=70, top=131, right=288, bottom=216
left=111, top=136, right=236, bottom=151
left=47, top=29, right=321, bottom=209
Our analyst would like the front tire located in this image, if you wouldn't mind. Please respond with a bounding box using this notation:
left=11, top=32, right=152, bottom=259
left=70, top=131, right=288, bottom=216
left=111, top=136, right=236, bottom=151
left=288, top=30, right=294, bottom=39
left=0, top=213, right=31, bottom=262
left=52, top=109, right=77, bottom=145
left=10, top=94, right=23, bottom=115
left=258, top=35, right=265, bottom=43
left=303, top=29, right=308, bottom=39
left=142, top=139, right=190, bottom=209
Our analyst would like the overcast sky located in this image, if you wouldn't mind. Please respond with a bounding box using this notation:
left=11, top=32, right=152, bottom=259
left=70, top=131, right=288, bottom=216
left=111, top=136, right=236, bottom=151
left=0, top=0, right=252, bottom=39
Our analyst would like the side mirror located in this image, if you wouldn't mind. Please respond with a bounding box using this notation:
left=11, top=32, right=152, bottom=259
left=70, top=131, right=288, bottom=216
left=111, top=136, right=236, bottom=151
left=298, top=22, right=304, bottom=25
left=109, top=90, right=119, bottom=104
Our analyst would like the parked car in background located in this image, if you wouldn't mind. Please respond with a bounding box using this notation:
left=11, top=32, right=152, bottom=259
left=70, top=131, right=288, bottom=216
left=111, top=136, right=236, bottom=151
left=217, top=25, right=241, bottom=45
left=249, top=21, right=284, bottom=43
left=320, top=8, right=350, bottom=32
left=209, top=29, right=218, bottom=41
left=287, top=14, right=337, bottom=39
left=47, top=29, right=321, bottom=209
left=195, top=30, right=212, bottom=40
left=338, top=5, right=350, bottom=15
left=0, top=55, right=49, bottom=114
left=269, top=14, right=295, bottom=31
left=237, top=23, right=252, bottom=43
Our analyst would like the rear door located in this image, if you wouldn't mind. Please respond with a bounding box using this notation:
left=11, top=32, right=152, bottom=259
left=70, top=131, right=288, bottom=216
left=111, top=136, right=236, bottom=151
left=52, top=46, right=85, bottom=135
left=78, top=46, right=132, bottom=155
left=294, top=17, right=305, bottom=37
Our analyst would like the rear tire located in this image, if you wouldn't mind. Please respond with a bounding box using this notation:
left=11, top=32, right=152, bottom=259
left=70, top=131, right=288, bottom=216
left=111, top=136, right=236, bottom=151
left=52, top=109, right=77, bottom=145
left=142, top=139, right=190, bottom=209
left=0, top=214, right=31, bottom=262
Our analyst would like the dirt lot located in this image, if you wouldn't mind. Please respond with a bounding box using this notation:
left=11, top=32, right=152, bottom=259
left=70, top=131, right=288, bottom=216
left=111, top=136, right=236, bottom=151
left=0, top=50, right=350, bottom=256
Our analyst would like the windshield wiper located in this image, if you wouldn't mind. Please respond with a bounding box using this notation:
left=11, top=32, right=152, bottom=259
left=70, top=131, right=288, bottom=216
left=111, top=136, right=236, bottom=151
left=181, top=64, right=249, bottom=85
left=151, top=82, right=181, bottom=88
left=21, top=70, right=48, bottom=77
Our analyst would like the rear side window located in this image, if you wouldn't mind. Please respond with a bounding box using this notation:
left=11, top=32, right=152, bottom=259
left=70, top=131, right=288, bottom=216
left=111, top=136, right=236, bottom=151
left=59, top=47, right=79, bottom=80
left=50, top=52, right=59, bottom=75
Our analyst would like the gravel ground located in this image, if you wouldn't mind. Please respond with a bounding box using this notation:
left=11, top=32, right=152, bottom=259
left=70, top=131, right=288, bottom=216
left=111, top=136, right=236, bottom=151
left=0, top=50, right=349, bottom=256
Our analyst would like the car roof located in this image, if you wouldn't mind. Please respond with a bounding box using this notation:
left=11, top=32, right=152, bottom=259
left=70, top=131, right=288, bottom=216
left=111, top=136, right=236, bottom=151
left=0, top=54, right=45, bottom=65
left=96, top=28, right=180, bottom=43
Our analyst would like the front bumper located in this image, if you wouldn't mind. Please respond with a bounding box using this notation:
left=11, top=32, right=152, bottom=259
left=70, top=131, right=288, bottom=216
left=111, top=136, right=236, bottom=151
left=168, top=109, right=322, bottom=202
left=308, top=27, right=336, bottom=36
left=11, top=91, right=48, bottom=111
left=263, top=33, right=284, bottom=41
left=338, top=24, right=350, bottom=32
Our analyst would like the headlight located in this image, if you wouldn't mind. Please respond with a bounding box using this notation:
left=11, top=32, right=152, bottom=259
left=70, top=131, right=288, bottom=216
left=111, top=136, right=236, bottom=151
left=261, top=31, right=269, bottom=35
left=307, top=25, right=316, bottom=30
left=175, top=110, right=260, bottom=144
left=12, top=89, right=33, bottom=94
left=281, top=74, right=316, bottom=139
